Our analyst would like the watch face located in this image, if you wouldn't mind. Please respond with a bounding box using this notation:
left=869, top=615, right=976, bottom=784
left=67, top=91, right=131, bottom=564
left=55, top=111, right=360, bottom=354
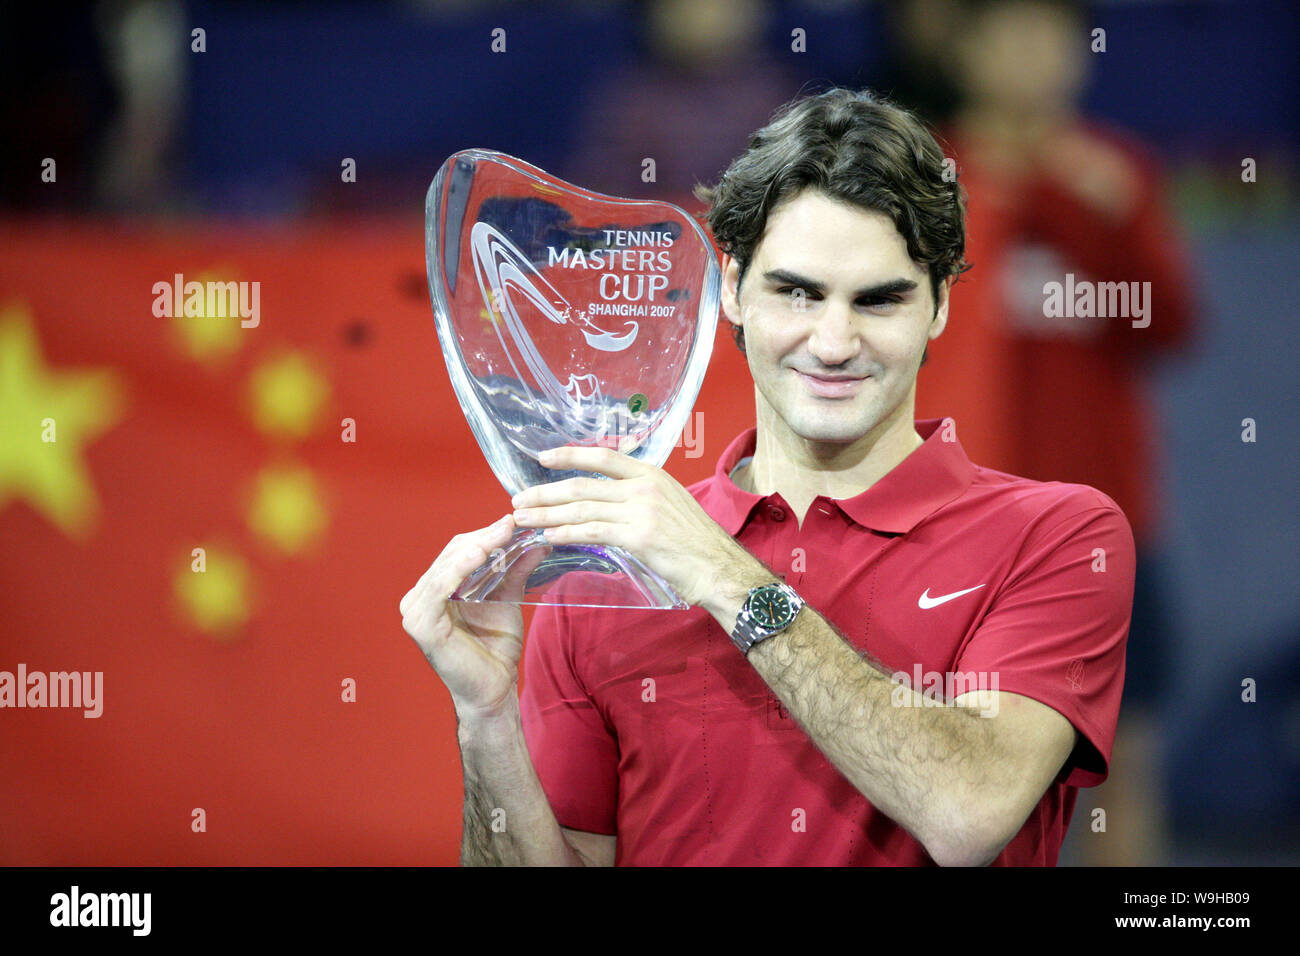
left=749, top=586, right=794, bottom=629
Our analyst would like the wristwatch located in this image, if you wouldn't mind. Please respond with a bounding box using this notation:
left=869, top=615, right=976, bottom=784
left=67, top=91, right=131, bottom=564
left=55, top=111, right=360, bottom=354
left=730, top=581, right=804, bottom=655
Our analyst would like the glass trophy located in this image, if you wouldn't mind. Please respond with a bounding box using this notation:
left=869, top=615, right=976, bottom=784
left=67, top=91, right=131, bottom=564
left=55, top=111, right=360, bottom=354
left=425, top=149, right=720, bottom=608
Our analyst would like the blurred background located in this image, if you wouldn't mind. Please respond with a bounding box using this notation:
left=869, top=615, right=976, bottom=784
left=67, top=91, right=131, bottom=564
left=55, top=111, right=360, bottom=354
left=1, top=0, right=1296, bottom=865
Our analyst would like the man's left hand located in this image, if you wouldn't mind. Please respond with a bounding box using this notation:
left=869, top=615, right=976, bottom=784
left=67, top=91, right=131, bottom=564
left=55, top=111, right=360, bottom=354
left=510, top=445, right=761, bottom=610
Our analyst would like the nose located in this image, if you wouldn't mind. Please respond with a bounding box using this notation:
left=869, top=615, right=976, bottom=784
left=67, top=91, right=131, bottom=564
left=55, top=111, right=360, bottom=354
left=806, top=298, right=860, bottom=368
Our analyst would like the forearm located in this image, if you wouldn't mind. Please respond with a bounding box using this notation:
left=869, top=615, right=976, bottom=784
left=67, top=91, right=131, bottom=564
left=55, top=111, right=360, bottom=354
left=746, top=610, right=1004, bottom=864
left=455, top=700, right=587, bottom=867
left=701, top=567, right=1003, bottom=865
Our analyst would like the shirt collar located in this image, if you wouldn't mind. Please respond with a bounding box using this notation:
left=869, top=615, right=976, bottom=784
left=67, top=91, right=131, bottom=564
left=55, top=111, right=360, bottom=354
left=710, top=418, right=975, bottom=535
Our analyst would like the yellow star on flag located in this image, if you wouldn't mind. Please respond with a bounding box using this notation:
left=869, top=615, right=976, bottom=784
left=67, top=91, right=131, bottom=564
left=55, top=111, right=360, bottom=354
left=247, top=462, right=328, bottom=555
left=173, top=545, right=253, bottom=638
left=247, top=351, right=330, bottom=440
left=166, top=268, right=249, bottom=364
left=0, top=304, right=125, bottom=538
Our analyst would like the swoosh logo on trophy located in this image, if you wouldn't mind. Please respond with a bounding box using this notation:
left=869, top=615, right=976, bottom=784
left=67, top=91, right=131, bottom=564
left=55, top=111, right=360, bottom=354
left=470, top=221, right=641, bottom=442
left=471, top=221, right=639, bottom=351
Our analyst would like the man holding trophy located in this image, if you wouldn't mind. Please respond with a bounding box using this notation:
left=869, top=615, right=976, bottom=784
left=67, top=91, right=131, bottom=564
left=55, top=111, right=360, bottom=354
left=401, top=87, right=1132, bottom=866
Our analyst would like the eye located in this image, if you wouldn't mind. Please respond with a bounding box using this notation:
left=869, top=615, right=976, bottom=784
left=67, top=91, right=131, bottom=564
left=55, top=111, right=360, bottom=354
left=776, top=285, right=819, bottom=300
left=858, top=295, right=902, bottom=313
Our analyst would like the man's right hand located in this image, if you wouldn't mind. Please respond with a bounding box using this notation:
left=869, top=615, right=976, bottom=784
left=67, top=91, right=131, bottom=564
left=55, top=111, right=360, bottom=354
left=399, top=515, right=547, bottom=721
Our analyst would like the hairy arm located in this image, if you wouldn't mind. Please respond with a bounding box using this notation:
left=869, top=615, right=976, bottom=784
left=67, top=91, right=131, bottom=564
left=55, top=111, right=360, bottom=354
left=701, top=565, right=1078, bottom=867
left=456, top=702, right=592, bottom=867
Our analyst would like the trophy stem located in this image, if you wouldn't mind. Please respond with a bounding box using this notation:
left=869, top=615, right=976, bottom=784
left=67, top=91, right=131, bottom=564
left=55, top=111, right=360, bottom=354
left=450, top=528, right=688, bottom=609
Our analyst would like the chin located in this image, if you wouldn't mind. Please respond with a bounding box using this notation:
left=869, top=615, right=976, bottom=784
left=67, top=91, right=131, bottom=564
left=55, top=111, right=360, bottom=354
left=786, top=408, right=881, bottom=444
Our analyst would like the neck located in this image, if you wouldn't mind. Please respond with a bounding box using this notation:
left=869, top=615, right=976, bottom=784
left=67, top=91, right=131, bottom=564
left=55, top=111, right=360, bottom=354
left=956, top=102, right=1072, bottom=148
left=738, top=390, right=925, bottom=525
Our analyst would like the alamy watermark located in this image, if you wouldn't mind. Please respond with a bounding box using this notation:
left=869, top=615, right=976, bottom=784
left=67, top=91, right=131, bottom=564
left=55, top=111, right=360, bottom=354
left=1042, top=273, right=1151, bottom=328
left=0, top=663, right=102, bottom=717
left=50, top=886, right=150, bottom=936
left=889, top=664, right=1000, bottom=717
left=152, top=273, right=260, bottom=328
left=602, top=406, right=704, bottom=458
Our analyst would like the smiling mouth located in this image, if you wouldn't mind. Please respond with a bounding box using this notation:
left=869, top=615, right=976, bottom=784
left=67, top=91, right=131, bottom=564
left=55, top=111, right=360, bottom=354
left=795, top=370, right=869, bottom=398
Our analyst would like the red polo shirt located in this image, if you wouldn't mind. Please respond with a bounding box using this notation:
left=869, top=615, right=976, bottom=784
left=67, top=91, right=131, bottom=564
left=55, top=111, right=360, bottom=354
left=519, top=417, right=1133, bottom=865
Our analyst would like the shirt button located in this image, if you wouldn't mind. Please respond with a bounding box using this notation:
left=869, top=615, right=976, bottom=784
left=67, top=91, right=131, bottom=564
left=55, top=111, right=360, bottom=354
left=768, top=506, right=786, bottom=521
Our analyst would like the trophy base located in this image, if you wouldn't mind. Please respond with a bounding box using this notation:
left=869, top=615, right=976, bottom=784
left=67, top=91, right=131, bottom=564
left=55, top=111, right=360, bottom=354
left=450, top=528, right=688, bottom=609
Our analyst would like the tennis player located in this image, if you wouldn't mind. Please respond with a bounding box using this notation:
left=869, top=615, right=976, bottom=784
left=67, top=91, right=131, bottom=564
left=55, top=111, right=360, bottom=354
left=400, top=87, right=1133, bottom=866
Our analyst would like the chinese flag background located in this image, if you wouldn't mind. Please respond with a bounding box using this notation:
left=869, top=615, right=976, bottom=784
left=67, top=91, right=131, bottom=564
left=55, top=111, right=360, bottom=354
left=0, top=217, right=755, bottom=864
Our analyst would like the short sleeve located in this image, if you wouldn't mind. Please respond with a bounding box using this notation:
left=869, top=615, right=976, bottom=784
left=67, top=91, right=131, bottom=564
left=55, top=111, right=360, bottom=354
left=519, top=603, right=620, bottom=834
left=955, top=494, right=1135, bottom=787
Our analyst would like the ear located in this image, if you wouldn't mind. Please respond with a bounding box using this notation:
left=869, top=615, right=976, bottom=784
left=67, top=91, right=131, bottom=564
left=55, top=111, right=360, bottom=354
left=928, top=275, right=952, bottom=341
left=720, top=254, right=744, bottom=331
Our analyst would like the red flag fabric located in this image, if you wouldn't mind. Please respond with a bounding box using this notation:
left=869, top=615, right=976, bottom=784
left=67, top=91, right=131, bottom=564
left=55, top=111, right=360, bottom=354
left=0, top=217, right=751, bottom=864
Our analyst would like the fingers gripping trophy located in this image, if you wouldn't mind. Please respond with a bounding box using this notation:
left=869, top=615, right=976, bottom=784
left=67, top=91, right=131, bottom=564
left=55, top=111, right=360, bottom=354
left=425, top=150, right=720, bottom=609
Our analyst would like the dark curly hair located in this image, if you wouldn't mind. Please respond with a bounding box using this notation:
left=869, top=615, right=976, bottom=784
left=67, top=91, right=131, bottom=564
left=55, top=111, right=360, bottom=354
left=694, top=87, right=970, bottom=360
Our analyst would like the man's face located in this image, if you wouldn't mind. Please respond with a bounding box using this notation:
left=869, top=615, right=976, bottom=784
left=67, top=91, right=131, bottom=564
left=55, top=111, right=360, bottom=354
left=720, top=189, right=948, bottom=446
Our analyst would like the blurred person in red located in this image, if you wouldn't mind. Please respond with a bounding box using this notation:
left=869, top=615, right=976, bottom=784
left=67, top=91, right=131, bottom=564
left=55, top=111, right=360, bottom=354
left=915, top=0, right=1197, bottom=864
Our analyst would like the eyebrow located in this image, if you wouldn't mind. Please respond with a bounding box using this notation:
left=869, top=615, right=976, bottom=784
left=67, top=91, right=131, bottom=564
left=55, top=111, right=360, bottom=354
left=761, top=269, right=919, bottom=298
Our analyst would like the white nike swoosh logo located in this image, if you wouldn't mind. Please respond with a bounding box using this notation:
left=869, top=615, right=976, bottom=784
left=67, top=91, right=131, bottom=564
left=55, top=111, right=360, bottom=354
left=918, top=585, right=986, bottom=609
